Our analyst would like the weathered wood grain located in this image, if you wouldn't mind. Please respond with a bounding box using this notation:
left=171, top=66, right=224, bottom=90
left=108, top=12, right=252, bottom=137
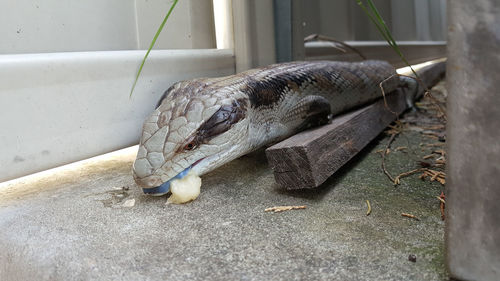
left=266, top=90, right=407, bottom=189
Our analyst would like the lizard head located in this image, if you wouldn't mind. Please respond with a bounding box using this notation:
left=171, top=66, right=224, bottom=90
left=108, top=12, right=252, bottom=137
left=132, top=80, right=249, bottom=195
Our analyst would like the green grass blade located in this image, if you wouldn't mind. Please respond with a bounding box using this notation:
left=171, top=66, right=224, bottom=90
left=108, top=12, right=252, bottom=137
left=366, top=0, right=387, bottom=28
left=356, top=0, right=420, bottom=79
left=366, top=0, right=407, bottom=64
left=129, top=0, right=179, bottom=98
left=356, top=1, right=391, bottom=42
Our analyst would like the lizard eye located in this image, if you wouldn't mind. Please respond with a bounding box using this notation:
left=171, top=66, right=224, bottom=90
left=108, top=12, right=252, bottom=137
left=183, top=140, right=198, bottom=151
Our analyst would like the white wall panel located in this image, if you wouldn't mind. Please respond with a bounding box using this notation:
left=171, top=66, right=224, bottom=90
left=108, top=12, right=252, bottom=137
left=135, top=0, right=216, bottom=49
left=0, top=0, right=138, bottom=54
left=0, top=49, right=234, bottom=182
left=0, top=0, right=217, bottom=54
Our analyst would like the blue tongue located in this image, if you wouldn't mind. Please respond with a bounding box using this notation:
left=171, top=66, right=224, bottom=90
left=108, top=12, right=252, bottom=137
left=142, top=166, right=191, bottom=195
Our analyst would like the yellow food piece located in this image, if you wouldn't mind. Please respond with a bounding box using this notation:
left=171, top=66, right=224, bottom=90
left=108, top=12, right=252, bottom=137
left=167, top=171, right=201, bottom=204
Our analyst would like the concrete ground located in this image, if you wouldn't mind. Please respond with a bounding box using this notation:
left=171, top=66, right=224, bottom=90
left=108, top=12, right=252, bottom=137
left=0, top=87, right=448, bottom=281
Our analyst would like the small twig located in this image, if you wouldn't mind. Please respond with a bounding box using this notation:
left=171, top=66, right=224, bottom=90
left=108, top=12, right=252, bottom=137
left=394, top=168, right=427, bottom=185
left=304, top=34, right=367, bottom=60
left=424, top=143, right=445, bottom=147
left=375, top=149, right=390, bottom=154
left=366, top=200, right=372, bottom=216
left=433, top=149, right=446, bottom=156
left=385, top=121, right=405, bottom=135
left=435, top=159, right=446, bottom=165
left=381, top=133, right=397, bottom=183
left=419, top=169, right=446, bottom=185
left=265, top=205, right=307, bottom=213
left=423, top=134, right=439, bottom=140
left=378, top=74, right=401, bottom=117
left=439, top=192, right=446, bottom=220
left=401, top=213, right=420, bottom=221
left=421, top=125, right=445, bottom=130
left=424, top=91, right=447, bottom=121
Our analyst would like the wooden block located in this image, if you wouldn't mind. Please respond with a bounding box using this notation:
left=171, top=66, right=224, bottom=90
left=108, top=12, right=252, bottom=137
left=265, top=91, right=407, bottom=189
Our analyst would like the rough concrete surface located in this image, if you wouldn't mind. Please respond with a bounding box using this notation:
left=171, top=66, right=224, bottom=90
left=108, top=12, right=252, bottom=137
left=0, top=104, right=447, bottom=280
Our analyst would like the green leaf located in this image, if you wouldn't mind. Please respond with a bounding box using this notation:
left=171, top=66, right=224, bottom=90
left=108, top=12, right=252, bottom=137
left=129, top=0, right=179, bottom=98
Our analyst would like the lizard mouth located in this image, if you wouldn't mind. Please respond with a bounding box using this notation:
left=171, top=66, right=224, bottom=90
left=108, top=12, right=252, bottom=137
left=141, top=158, right=205, bottom=196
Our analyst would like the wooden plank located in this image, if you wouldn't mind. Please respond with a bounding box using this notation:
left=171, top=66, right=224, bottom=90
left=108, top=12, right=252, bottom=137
left=265, top=90, right=407, bottom=189
left=265, top=60, right=446, bottom=189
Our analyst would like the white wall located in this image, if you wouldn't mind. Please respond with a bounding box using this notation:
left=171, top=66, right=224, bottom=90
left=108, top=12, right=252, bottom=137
left=0, top=50, right=234, bottom=182
left=135, top=0, right=216, bottom=49
left=0, top=0, right=216, bottom=54
left=0, top=0, right=138, bottom=53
